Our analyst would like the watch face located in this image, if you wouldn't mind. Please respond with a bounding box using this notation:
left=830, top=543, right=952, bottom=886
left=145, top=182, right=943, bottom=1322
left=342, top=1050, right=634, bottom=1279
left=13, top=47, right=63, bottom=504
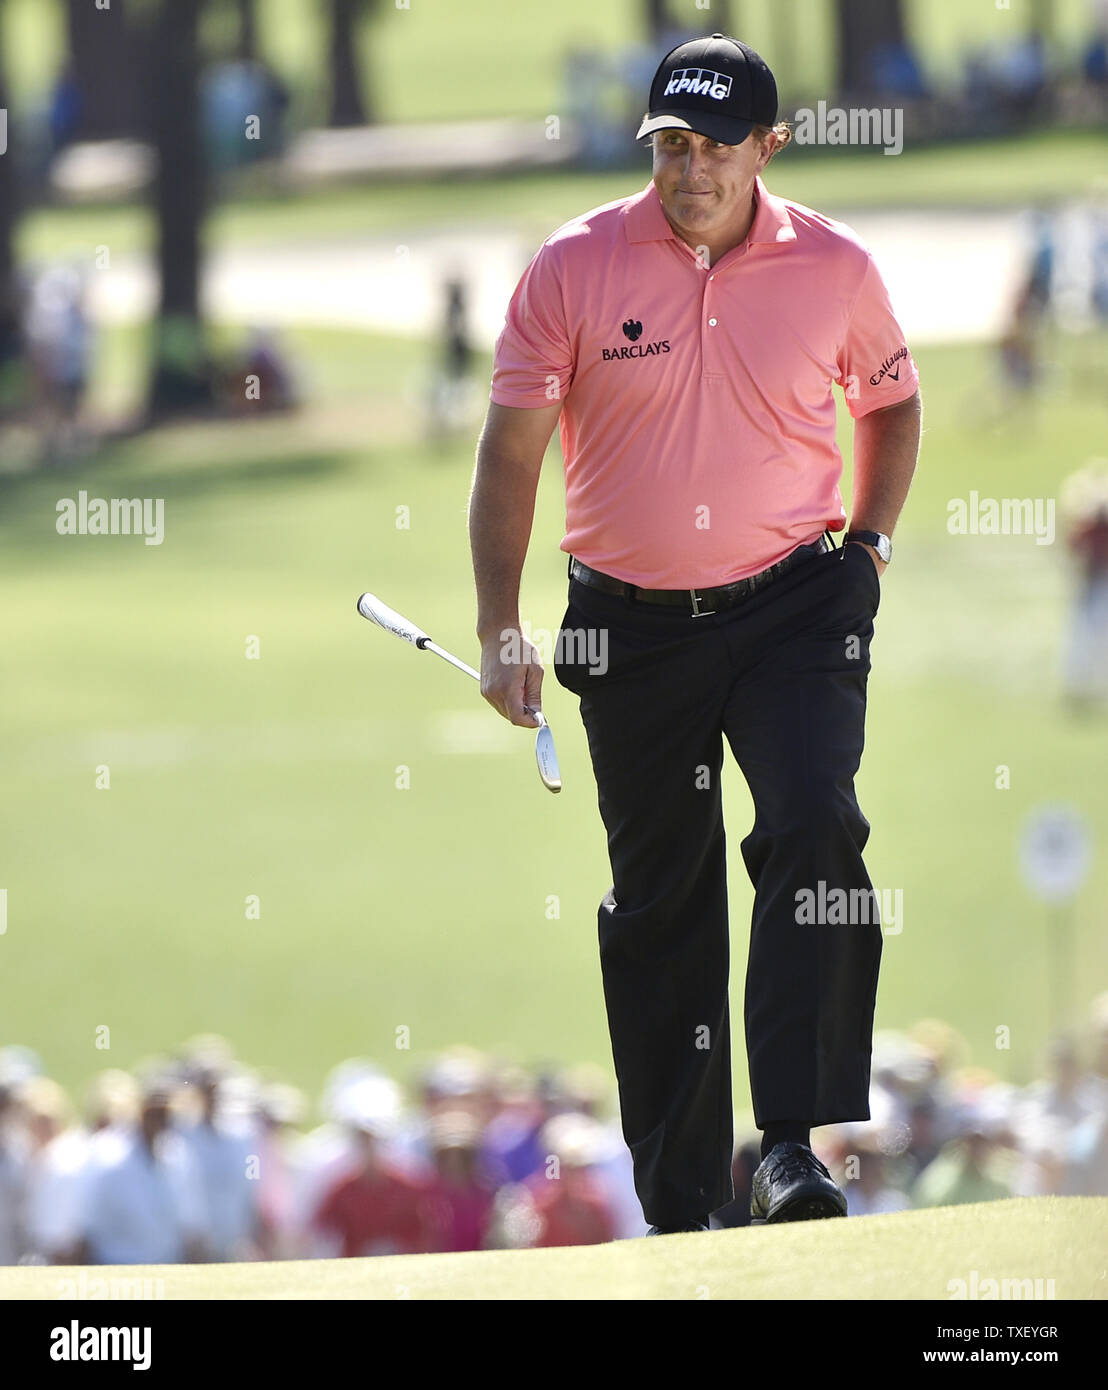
left=876, top=535, right=892, bottom=563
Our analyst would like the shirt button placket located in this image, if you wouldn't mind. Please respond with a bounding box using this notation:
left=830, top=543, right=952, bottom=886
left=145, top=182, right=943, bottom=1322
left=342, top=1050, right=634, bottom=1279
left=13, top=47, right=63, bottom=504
left=703, top=275, right=719, bottom=377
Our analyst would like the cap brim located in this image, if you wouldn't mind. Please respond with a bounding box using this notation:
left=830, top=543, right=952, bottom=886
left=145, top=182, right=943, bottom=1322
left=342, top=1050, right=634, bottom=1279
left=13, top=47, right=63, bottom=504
left=636, top=111, right=756, bottom=145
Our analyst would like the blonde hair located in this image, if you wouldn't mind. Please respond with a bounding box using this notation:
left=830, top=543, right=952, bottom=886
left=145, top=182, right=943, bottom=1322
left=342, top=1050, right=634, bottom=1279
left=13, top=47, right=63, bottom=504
left=753, top=122, right=792, bottom=163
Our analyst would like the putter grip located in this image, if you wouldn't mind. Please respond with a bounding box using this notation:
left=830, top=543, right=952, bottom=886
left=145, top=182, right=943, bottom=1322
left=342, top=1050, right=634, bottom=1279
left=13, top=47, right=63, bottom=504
left=356, top=593, right=431, bottom=647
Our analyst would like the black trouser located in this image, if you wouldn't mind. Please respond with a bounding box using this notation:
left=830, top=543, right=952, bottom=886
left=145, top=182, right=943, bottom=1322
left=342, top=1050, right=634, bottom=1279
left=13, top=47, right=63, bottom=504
left=552, top=540, right=883, bottom=1227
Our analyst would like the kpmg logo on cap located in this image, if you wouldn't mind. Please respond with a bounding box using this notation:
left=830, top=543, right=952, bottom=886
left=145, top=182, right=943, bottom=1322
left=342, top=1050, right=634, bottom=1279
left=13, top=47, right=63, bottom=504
left=663, top=68, right=732, bottom=102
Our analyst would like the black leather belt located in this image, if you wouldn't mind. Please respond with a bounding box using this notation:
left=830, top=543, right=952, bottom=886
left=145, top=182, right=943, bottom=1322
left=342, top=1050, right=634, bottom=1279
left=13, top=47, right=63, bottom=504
left=569, top=534, right=835, bottom=616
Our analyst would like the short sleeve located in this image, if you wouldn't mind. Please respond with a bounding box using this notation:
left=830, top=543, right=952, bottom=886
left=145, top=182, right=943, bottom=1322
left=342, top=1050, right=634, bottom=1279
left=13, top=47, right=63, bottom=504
left=836, top=254, right=919, bottom=419
left=490, top=242, right=575, bottom=408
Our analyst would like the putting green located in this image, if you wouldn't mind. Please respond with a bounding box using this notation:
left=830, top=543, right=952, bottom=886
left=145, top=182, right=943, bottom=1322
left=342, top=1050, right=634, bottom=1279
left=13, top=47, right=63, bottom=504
left=4, top=1199, right=1104, bottom=1300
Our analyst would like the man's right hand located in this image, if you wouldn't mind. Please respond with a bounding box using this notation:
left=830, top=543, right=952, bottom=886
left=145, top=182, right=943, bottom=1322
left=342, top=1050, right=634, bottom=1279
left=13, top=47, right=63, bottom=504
left=469, top=402, right=562, bottom=730
left=479, top=626, right=544, bottom=727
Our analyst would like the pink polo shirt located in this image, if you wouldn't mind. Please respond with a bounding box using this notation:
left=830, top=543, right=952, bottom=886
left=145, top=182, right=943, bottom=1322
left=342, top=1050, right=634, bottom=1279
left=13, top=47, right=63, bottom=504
left=491, top=176, right=919, bottom=588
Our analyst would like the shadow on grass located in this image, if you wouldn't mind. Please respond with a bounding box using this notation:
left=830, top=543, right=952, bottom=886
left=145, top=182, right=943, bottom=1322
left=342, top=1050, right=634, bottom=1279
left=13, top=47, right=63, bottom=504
left=0, top=447, right=354, bottom=550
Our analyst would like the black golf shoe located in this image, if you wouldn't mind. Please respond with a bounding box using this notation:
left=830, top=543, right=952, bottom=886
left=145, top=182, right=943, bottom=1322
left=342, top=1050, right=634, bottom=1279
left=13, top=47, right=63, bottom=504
left=646, top=1220, right=709, bottom=1236
left=750, top=1142, right=847, bottom=1225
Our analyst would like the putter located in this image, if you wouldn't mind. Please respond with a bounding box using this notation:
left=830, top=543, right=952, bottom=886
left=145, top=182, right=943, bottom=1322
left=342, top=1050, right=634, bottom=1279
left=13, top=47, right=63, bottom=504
left=356, top=592, right=562, bottom=793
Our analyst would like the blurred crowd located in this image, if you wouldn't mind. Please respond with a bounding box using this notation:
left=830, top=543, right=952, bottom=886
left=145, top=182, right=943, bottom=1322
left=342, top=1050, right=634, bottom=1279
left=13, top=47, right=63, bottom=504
left=3, top=252, right=299, bottom=467
left=816, top=1007, right=1108, bottom=1219
left=2, top=997, right=1107, bottom=1266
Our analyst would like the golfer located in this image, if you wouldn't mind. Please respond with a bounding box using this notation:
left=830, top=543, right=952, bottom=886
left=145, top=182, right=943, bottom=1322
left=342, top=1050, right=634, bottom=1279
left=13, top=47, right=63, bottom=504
left=469, top=33, right=921, bottom=1231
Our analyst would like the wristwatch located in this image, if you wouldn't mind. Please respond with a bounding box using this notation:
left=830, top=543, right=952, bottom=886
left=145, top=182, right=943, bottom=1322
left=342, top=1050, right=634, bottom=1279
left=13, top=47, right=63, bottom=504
left=843, top=530, right=892, bottom=564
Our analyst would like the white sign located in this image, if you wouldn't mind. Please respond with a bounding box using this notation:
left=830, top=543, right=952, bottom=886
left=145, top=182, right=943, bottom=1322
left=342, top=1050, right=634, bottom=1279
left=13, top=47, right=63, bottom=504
left=1020, top=806, right=1092, bottom=903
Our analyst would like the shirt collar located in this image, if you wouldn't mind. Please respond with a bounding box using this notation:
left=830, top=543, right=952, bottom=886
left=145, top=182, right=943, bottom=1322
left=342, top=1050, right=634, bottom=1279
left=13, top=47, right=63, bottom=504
left=623, top=181, right=676, bottom=244
left=624, top=176, right=797, bottom=248
left=748, top=177, right=797, bottom=245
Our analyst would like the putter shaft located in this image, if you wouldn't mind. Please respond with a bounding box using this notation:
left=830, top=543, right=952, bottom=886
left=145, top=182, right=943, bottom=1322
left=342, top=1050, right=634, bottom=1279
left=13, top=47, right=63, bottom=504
left=358, top=592, right=560, bottom=792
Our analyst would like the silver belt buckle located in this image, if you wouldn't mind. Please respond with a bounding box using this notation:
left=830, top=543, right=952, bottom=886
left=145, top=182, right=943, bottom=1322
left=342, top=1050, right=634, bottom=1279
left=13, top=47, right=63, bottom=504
left=689, top=588, right=715, bottom=617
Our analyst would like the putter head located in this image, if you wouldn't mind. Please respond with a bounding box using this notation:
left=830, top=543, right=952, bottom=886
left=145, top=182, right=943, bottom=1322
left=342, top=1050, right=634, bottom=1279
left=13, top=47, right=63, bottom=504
left=525, top=708, right=562, bottom=793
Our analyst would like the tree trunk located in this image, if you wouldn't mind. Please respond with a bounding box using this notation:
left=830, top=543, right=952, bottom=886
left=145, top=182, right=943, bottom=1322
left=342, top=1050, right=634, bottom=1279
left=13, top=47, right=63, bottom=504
left=835, top=0, right=907, bottom=96
left=328, top=0, right=369, bottom=126
left=710, top=0, right=733, bottom=33
left=642, top=2, right=736, bottom=49
left=642, top=0, right=670, bottom=45
left=0, top=8, right=22, bottom=418
left=237, top=0, right=259, bottom=59
left=1031, top=0, right=1055, bottom=41
left=768, top=1, right=798, bottom=102
left=63, top=0, right=140, bottom=142
left=147, top=0, right=215, bottom=418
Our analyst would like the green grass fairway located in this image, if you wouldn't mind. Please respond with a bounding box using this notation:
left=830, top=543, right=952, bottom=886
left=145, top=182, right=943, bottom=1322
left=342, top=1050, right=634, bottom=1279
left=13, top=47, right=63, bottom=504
left=1, top=327, right=1107, bottom=1119
left=3, top=1199, right=1103, bottom=1300
left=20, top=128, right=1108, bottom=271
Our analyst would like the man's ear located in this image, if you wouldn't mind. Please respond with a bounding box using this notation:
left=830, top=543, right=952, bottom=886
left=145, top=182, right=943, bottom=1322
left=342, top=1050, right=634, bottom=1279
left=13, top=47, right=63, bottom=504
left=756, top=132, right=778, bottom=170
